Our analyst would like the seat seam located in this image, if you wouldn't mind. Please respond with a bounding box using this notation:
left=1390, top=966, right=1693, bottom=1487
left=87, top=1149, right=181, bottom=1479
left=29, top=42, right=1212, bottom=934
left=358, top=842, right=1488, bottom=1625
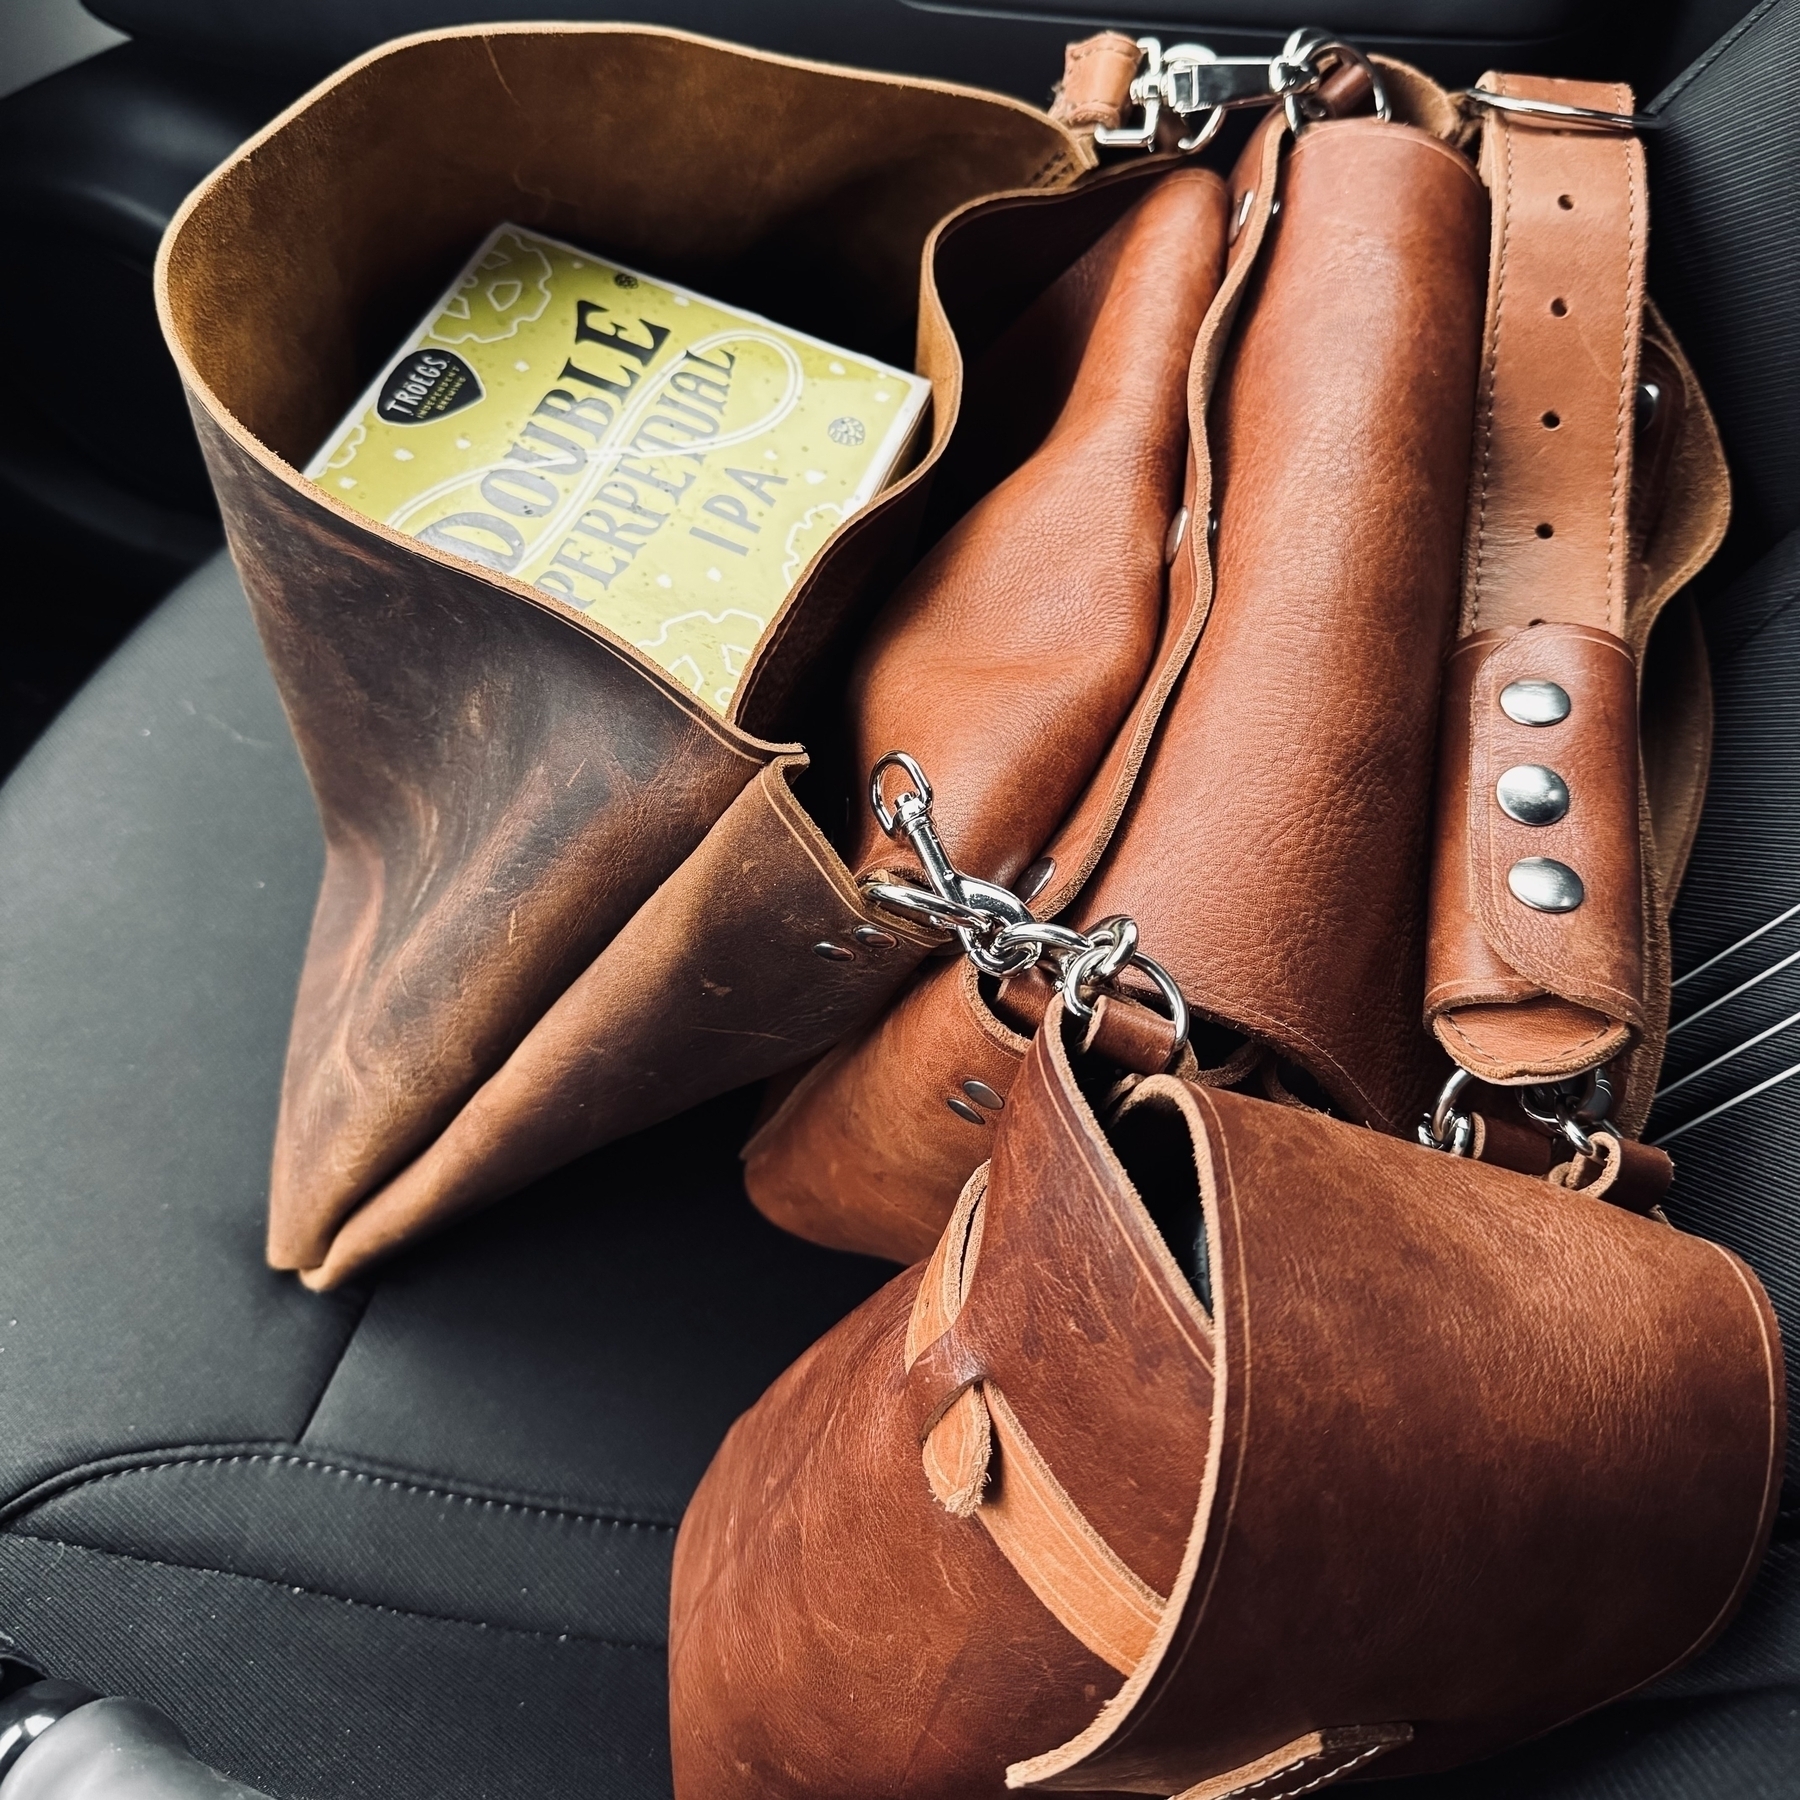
left=0, top=1533, right=664, bottom=1654
left=295, top=1282, right=376, bottom=1442
left=0, top=1447, right=678, bottom=1533
left=1648, top=0, right=1782, bottom=113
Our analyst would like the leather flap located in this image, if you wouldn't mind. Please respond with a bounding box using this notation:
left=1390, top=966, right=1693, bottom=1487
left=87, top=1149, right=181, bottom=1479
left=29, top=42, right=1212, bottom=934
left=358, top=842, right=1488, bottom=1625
left=1469, top=623, right=1646, bottom=1023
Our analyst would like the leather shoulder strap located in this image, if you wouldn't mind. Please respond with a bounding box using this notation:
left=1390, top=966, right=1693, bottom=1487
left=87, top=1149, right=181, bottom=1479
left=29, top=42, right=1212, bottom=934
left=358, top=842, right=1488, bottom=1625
left=1462, top=74, right=1648, bottom=638
left=1428, top=79, right=1654, bottom=1098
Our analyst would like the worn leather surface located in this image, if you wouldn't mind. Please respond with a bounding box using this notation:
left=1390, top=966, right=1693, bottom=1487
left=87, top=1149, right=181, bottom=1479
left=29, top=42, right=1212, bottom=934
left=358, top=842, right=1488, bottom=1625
left=1071, top=114, right=1486, bottom=1133
left=749, top=958, right=1025, bottom=1262
left=1048, top=30, right=1141, bottom=134
left=1427, top=624, right=1645, bottom=1081
left=157, top=25, right=1082, bottom=1282
left=848, top=169, right=1228, bottom=887
left=747, top=86, right=1487, bottom=1256
left=1459, top=78, right=1647, bottom=642
left=676, top=1011, right=1786, bottom=1797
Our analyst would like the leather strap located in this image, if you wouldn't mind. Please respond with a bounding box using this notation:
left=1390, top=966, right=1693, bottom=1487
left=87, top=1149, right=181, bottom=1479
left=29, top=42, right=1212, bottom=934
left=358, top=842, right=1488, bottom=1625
left=1429, top=76, right=1651, bottom=1086
left=1049, top=32, right=1141, bottom=133
left=1463, top=76, right=1647, bottom=637
left=904, top=1172, right=1168, bottom=1677
left=1168, top=1726, right=1413, bottom=1800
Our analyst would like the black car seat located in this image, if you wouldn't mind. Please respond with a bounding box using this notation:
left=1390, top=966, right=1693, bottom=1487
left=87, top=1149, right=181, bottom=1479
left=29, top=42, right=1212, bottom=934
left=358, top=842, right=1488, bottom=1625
left=0, top=1, right=1796, bottom=1796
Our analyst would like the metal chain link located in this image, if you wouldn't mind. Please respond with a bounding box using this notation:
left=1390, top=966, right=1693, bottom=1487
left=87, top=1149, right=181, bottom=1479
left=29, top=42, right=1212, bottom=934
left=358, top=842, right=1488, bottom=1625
left=861, top=753, right=1189, bottom=1058
left=1418, top=1062, right=1617, bottom=1157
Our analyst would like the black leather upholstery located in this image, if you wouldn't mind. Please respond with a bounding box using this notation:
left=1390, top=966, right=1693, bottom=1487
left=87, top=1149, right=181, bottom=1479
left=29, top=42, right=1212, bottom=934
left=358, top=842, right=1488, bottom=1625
left=0, top=554, right=890, bottom=1798
left=77, top=0, right=1605, bottom=96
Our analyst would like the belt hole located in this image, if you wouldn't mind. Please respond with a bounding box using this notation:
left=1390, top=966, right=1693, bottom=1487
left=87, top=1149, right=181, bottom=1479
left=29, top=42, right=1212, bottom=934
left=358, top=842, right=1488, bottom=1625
left=1550, top=297, right=1569, bottom=316
left=1535, top=522, right=1555, bottom=539
left=1541, top=411, right=1560, bottom=429
left=1557, top=193, right=1575, bottom=210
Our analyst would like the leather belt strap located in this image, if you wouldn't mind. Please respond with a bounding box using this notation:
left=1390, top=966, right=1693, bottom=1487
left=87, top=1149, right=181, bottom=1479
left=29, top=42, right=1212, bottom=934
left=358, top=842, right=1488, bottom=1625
left=1462, top=75, right=1647, bottom=637
left=1427, top=75, right=1651, bottom=1088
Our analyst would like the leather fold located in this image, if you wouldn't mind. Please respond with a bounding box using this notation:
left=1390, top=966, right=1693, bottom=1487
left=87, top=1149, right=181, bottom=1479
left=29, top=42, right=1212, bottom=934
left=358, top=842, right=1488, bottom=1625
left=672, top=1009, right=1786, bottom=1799
left=1426, top=623, right=1645, bottom=1083
left=748, top=75, right=1490, bottom=1256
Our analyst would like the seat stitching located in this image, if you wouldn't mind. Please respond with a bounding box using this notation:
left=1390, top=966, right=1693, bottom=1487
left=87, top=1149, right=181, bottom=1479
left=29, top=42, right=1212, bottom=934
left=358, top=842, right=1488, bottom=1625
left=1648, top=0, right=1781, bottom=112
left=0, top=1534, right=664, bottom=1654
left=1, top=1450, right=677, bottom=1534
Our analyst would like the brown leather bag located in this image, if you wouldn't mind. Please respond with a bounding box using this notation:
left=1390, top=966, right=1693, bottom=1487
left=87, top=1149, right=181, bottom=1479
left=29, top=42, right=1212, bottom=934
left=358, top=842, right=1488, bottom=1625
left=672, top=1006, right=1785, bottom=1799
left=154, top=24, right=1246, bottom=1286
left=743, top=50, right=1728, bottom=1263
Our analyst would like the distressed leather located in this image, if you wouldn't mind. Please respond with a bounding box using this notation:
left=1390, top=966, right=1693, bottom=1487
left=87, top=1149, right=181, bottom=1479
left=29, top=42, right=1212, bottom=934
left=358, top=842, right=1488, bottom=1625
left=1427, top=623, right=1646, bottom=1082
left=848, top=169, right=1228, bottom=887
left=747, top=81, right=1488, bottom=1252
left=1070, top=114, right=1486, bottom=1132
left=674, top=1011, right=1786, bottom=1798
left=157, top=24, right=1087, bottom=1283
left=1048, top=30, right=1141, bottom=135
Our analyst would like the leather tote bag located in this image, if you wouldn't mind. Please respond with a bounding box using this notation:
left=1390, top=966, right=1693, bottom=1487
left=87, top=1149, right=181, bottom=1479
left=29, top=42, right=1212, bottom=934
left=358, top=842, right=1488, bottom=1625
left=153, top=23, right=1214, bottom=1286
left=743, top=49, right=1729, bottom=1263
left=672, top=1002, right=1784, bottom=1799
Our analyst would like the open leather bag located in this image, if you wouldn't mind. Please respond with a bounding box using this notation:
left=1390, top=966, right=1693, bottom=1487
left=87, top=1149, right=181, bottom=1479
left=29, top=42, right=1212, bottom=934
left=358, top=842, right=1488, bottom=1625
left=154, top=24, right=1218, bottom=1286
left=160, top=23, right=1724, bottom=1286
left=670, top=1005, right=1785, bottom=1799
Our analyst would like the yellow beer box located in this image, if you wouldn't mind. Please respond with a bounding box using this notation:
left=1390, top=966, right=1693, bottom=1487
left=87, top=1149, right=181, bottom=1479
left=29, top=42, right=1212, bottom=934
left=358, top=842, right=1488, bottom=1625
left=307, top=223, right=932, bottom=711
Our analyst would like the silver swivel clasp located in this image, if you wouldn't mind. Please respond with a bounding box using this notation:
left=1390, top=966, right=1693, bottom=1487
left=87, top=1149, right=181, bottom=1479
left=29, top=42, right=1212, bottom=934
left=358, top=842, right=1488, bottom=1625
left=862, top=752, right=1189, bottom=1061
left=1094, top=26, right=1389, bottom=153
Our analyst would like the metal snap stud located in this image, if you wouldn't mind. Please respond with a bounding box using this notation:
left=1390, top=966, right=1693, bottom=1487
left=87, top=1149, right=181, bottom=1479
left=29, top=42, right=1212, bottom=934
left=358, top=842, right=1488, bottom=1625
left=1508, top=857, right=1585, bottom=912
left=1636, top=380, right=1661, bottom=434
left=962, top=1079, right=1005, bottom=1111
left=1496, top=764, right=1571, bottom=826
left=852, top=925, right=897, bottom=949
left=812, top=941, right=855, bottom=962
left=1164, top=506, right=1189, bottom=563
left=946, top=1096, right=986, bottom=1125
left=1499, top=679, right=1572, bottom=726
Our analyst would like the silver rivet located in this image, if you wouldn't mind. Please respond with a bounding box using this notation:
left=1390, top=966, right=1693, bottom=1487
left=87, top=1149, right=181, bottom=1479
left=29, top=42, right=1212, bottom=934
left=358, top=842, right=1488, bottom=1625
left=1636, top=380, right=1662, bottom=434
left=947, top=1096, right=986, bottom=1125
left=1163, top=506, right=1189, bottom=563
left=1496, top=764, right=1571, bottom=826
left=852, top=924, right=897, bottom=949
left=1499, top=679, right=1571, bottom=726
left=812, top=941, right=855, bottom=962
left=1508, top=857, right=1585, bottom=912
left=962, top=1079, right=1005, bottom=1111
left=1018, top=857, right=1055, bottom=903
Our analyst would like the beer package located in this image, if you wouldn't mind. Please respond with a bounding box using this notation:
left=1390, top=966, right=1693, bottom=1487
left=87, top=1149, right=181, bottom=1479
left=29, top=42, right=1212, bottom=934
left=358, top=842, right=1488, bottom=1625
left=307, top=223, right=931, bottom=712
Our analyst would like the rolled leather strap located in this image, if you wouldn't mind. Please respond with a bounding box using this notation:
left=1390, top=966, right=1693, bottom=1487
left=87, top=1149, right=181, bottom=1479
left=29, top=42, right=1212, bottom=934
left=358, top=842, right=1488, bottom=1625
left=1427, top=622, right=1645, bottom=1079
left=1428, top=75, right=1651, bottom=1083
